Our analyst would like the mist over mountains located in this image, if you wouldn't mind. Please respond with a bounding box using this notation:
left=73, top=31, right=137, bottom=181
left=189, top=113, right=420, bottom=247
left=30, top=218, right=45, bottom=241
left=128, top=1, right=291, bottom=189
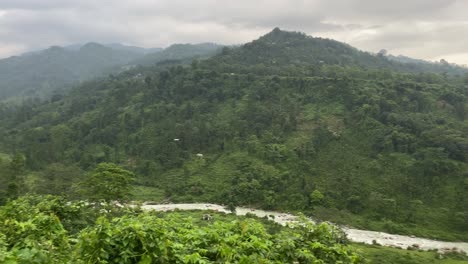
left=0, top=42, right=222, bottom=100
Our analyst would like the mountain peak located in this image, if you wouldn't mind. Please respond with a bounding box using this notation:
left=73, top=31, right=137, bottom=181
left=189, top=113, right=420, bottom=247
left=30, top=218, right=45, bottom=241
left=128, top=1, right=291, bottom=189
left=216, top=28, right=355, bottom=66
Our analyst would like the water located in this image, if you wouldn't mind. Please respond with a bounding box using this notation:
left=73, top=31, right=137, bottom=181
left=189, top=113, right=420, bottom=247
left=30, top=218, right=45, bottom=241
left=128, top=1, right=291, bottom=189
left=141, top=203, right=468, bottom=253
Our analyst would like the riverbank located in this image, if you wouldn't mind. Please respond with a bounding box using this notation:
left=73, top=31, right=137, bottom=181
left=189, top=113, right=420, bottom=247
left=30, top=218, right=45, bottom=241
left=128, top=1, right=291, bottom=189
left=141, top=203, right=468, bottom=254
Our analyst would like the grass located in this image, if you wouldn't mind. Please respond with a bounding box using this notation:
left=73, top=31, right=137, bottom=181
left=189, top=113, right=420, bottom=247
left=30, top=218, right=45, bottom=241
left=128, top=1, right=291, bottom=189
left=131, top=185, right=165, bottom=202
left=352, top=244, right=468, bottom=264
left=309, top=206, right=468, bottom=242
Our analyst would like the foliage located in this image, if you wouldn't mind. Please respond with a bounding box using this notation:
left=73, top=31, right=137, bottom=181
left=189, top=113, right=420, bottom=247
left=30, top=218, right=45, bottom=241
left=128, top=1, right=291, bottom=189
left=0, top=28, right=467, bottom=241
left=0, top=43, right=145, bottom=100
left=79, top=162, right=135, bottom=202
left=353, top=244, right=468, bottom=264
left=133, top=43, right=222, bottom=66
left=75, top=214, right=363, bottom=263
left=0, top=195, right=364, bottom=263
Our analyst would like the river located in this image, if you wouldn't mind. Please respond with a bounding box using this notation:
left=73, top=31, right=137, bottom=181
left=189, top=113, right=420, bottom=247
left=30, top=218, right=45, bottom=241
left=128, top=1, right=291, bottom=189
left=140, top=203, right=468, bottom=253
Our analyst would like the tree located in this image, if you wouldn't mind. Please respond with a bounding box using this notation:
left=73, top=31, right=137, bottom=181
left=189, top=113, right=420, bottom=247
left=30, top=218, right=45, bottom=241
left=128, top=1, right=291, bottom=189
left=377, top=49, right=387, bottom=57
left=36, top=163, right=82, bottom=196
left=4, top=154, right=26, bottom=200
left=310, top=190, right=325, bottom=207
left=79, top=163, right=135, bottom=202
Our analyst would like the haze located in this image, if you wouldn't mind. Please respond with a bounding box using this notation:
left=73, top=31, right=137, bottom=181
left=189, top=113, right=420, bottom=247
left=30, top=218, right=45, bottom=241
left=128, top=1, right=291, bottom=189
left=0, top=0, right=467, bottom=65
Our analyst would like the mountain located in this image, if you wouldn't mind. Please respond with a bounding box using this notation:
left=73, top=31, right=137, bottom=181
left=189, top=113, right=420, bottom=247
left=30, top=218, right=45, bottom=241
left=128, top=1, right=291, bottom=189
left=0, top=28, right=467, bottom=241
left=212, top=27, right=468, bottom=75
left=0, top=42, right=222, bottom=101
left=64, top=43, right=162, bottom=54
left=0, top=43, right=146, bottom=100
left=132, top=43, right=223, bottom=66
left=213, top=27, right=391, bottom=67
left=386, top=54, right=468, bottom=74
left=102, top=43, right=162, bottom=54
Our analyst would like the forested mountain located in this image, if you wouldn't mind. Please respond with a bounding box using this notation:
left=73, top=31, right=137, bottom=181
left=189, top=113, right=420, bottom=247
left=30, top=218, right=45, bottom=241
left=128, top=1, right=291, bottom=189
left=387, top=54, right=468, bottom=75
left=132, top=43, right=223, bottom=66
left=64, top=43, right=162, bottom=54
left=213, top=28, right=468, bottom=75
left=0, top=28, right=467, bottom=242
left=0, top=43, right=147, bottom=100
left=0, top=42, right=220, bottom=101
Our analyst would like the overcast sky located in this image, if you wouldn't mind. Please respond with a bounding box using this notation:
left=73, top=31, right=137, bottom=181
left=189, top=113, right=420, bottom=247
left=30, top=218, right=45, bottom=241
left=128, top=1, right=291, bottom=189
left=1, top=0, right=467, bottom=65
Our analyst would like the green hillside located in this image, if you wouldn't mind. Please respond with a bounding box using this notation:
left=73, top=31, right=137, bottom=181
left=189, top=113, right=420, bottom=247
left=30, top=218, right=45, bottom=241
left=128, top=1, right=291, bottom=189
left=0, top=28, right=467, bottom=241
left=0, top=42, right=221, bottom=101
left=211, top=28, right=467, bottom=75
left=132, top=43, right=223, bottom=66
left=0, top=43, right=147, bottom=100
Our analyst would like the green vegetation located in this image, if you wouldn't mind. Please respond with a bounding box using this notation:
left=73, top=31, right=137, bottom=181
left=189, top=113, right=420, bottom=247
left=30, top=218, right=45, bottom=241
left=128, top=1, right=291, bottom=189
left=1, top=195, right=466, bottom=263
left=0, top=195, right=363, bottom=263
left=0, top=42, right=222, bottom=101
left=0, top=28, right=467, bottom=244
left=133, top=43, right=222, bottom=66
left=131, top=185, right=165, bottom=201
left=353, top=244, right=468, bottom=264
left=78, top=162, right=135, bottom=202
left=0, top=43, right=145, bottom=100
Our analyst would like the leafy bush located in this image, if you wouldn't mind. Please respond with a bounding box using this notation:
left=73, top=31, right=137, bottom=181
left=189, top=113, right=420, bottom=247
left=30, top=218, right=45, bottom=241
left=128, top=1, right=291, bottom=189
left=75, top=214, right=363, bottom=263
left=0, top=196, right=363, bottom=263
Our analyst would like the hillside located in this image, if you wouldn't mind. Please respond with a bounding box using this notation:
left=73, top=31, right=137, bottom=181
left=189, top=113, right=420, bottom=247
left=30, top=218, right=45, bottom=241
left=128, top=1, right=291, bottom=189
left=0, top=43, right=147, bottom=100
left=64, top=43, right=162, bottom=54
left=212, top=28, right=467, bottom=75
left=0, top=42, right=220, bottom=101
left=387, top=54, right=468, bottom=75
left=132, top=43, right=223, bottom=66
left=0, top=28, right=467, bottom=241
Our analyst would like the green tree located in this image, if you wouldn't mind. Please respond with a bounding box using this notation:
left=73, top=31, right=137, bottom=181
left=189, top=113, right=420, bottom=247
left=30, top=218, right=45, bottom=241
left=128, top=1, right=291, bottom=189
left=79, top=163, right=135, bottom=202
left=5, top=154, right=26, bottom=200
left=310, top=189, right=325, bottom=207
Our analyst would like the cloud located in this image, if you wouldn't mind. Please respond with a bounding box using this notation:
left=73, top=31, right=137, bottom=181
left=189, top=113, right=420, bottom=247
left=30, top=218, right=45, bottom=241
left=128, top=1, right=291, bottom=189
left=0, top=0, right=467, bottom=64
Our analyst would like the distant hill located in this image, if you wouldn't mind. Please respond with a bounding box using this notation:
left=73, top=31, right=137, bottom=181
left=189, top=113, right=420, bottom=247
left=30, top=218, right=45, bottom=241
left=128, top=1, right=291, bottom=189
left=0, top=43, right=146, bottom=100
left=0, top=42, right=222, bottom=101
left=132, top=43, right=223, bottom=66
left=64, top=43, right=162, bottom=54
left=386, top=54, right=468, bottom=75
left=102, top=43, right=162, bottom=54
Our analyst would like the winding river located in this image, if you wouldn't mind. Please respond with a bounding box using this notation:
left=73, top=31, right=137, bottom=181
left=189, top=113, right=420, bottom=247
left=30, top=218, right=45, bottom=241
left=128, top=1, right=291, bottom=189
left=141, top=203, right=468, bottom=253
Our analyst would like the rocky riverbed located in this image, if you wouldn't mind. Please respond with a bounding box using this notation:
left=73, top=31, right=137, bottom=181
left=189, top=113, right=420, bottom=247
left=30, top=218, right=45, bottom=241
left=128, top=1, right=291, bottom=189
left=141, top=203, right=468, bottom=253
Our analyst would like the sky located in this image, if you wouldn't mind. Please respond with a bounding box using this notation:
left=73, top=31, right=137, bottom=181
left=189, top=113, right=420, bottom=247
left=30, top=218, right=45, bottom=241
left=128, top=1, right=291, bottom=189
left=1, top=0, right=467, bottom=65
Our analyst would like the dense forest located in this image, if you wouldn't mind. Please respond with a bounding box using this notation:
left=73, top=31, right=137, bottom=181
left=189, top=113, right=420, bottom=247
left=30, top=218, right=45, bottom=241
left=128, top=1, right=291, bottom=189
left=0, top=42, right=221, bottom=101
left=0, top=27, right=467, bottom=247
left=0, top=43, right=144, bottom=100
left=132, top=43, right=222, bottom=67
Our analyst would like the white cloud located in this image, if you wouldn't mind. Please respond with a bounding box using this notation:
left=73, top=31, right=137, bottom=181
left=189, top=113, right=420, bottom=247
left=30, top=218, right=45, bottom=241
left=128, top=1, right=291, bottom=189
left=0, top=42, right=27, bottom=58
left=433, top=53, right=468, bottom=66
left=0, top=0, right=467, bottom=64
